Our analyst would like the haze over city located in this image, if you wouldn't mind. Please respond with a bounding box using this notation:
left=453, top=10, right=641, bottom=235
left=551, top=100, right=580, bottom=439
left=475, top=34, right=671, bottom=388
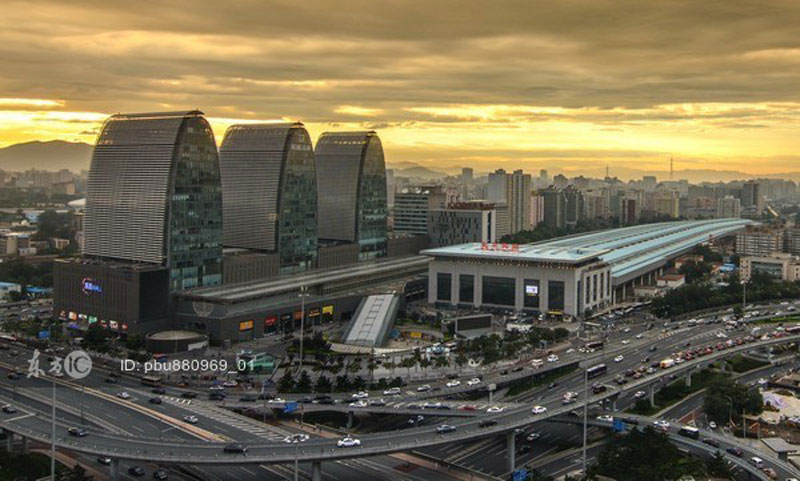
left=2, top=1, right=800, bottom=180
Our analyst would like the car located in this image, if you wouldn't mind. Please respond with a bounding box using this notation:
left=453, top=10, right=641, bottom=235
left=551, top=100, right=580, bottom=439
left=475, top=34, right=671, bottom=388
left=268, top=398, right=286, bottom=404
left=183, top=415, right=199, bottom=424
left=423, top=401, right=442, bottom=410
left=446, top=380, right=461, bottom=387
left=349, top=400, right=368, bottom=408
left=369, top=399, right=386, bottom=407
left=436, top=424, right=457, bottom=434
left=151, top=387, right=167, bottom=395
left=512, top=366, right=524, bottom=372
left=621, top=417, right=639, bottom=425
left=487, top=406, right=505, bottom=413
left=702, top=438, right=720, bottom=448
left=6, top=372, right=19, bottom=380
left=222, top=380, right=238, bottom=388
left=725, top=447, right=743, bottom=457
left=708, top=421, right=717, bottom=429
left=223, top=443, right=248, bottom=454
left=762, top=467, right=778, bottom=480
left=526, top=432, right=540, bottom=441
left=283, top=434, right=310, bottom=443
left=649, top=346, right=657, bottom=352
left=458, top=404, right=477, bottom=411
left=153, top=469, right=169, bottom=480
left=566, top=348, right=576, bottom=354
left=408, top=415, right=424, bottom=425
left=96, top=457, right=112, bottom=465
left=531, top=406, right=547, bottom=414
left=479, top=419, right=498, bottom=428
left=547, top=381, right=559, bottom=389
left=2, top=404, right=17, bottom=414
left=633, top=390, right=646, bottom=399
left=68, top=427, right=87, bottom=437
left=623, top=327, right=631, bottom=333
left=383, top=387, right=401, bottom=396
left=337, top=436, right=361, bottom=448
left=181, top=392, right=197, bottom=399
left=467, top=378, right=481, bottom=386
left=621, top=340, right=630, bottom=345
left=596, top=415, right=614, bottom=422
left=547, top=354, right=559, bottom=362
left=104, top=376, right=118, bottom=383
left=209, top=392, right=225, bottom=401
left=239, top=395, right=257, bottom=402
left=636, top=333, right=644, bottom=339
left=351, top=391, right=369, bottom=399
left=209, top=385, right=225, bottom=391
left=518, top=444, right=532, bottom=454
left=116, top=391, right=131, bottom=400
left=614, top=355, right=624, bottom=362
left=148, top=397, right=162, bottom=405
left=652, top=419, right=670, bottom=431
left=128, top=466, right=145, bottom=477
left=416, top=384, right=431, bottom=392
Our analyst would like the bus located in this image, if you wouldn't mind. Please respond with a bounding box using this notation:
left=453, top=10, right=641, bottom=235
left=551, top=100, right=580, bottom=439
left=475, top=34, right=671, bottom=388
left=141, top=375, right=162, bottom=387
left=237, top=352, right=275, bottom=374
left=785, top=325, right=800, bottom=334
left=586, top=364, right=607, bottom=379
left=585, top=340, right=604, bottom=351
left=678, top=426, right=700, bottom=439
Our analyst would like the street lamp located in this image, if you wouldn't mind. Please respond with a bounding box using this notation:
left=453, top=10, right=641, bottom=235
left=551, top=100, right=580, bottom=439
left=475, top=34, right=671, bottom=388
left=298, top=286, right=310, bottom=374
left=286, top=433, right=306, bottom=481
left=582, top=359, right=588, bottom=477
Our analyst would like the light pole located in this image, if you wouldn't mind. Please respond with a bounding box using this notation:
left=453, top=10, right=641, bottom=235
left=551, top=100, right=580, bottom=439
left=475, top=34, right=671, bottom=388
left=582, top=363, right=588, bottom=477
left=50, top=372, right=56, bottom=481
left=286, top=433, right=305, bottom=481
left=298, top=286, right=309, bottom=374
left=742, top=279, right=747, bottom=310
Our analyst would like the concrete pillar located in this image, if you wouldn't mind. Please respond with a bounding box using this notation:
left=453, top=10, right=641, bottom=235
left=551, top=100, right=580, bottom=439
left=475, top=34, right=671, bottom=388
left=346, top=411, right=353, bottom=430
left=685, top=373, right=692, bottom=387
left=611, top=395, right=618, bottom=412
left=649, top=385, right=656, bottom=408
left=507, top=432, right=516, bottom=473
left=110, top=459, right=120, bottom=481
left=3, top=429, right=12, bottom=452
left=19, top=436, right=27, bottom=453
left=312, top=461, right=322, bottom=481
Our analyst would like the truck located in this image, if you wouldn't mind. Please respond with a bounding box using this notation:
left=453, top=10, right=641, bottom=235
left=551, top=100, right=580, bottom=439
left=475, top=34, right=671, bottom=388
left=659, top=358, right=675, bottom=369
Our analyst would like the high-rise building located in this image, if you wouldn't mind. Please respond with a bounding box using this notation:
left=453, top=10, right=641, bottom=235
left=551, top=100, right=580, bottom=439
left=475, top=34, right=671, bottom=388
left=83, top=110, right=223, bottom=290
left=427, top=201, right=498, bottom=247
left=785, top=228, right=800, bottom=255
left=542, top=186, right=565, bottom=229
left=642, top=176, right=657, bottom=192
left=219, top=123, right=317, bottom=274
left=620, top=197, right=639, bottom=224
left=316, top=131, right=388, bottom=260
left=563, top=186, right=584, bottom=228
left=460, top=167, right=474, bottom=184
left=652, top=191, right=680, bottom=219
left=487, top=169, right=508, bottom=203
left=539, top=169, right=549, bottom=182
left=486, top=169, right=531, bottom=233
left=394, top=186, right=447, bottom=235
left=741, top=180, right=763, bottom=214
left=736, top=225, right=783, bottom=257
left=716, top=195, right=741, bottom=219
left=530, top=192, right=544, bottom=228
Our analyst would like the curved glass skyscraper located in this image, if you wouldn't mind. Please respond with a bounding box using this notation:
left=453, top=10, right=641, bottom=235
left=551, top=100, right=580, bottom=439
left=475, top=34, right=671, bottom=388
left=316, top=131, right=388, bottom=260
left=219, top=123, right=317, bottom=273
left=83, top=111, right=223, bottom=291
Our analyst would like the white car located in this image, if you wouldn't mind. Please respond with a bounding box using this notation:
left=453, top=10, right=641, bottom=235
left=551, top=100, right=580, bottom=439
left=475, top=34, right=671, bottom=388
left=621, top=340, right=630, bottom=345
left=531, top=406, right=547, bottom=415
left=222, top=380, right=238, bottom=387
left=349, top=400, right=368, bottom=408
left=757, top=378, right=768, bottom=386
left=531, top=358, right=544, bottom=367
left=547, top=354, right=559, bottom=363
left=417, top=384, right=431, bottom=392
left=566, top=348, right=576, bottom=354
left=596, top=415, right=613, bottom=422
left=526, top=432, right=540, bottom=441
left=634, top=390, right=646, bottom=399
left=652, top=419, right=670, bottom=431
left=351, top=391, right=369, bottom=399
left=467, top=378, right=481, bottom=386
left=337, top=436, right=361, bottom=448
left=614, top=355, right=624, bottom=362
left=116, top=392, right=130, bottom=400
left=487, top=406, right=505, bottom=413
left=624, top=328, right=631, bottom=333
left=283, top=434, right=309, bottom=443
left=383, top=387, right=401, bottom=396
left=446, top=380, right=461, bottom=387
left=209, top=385, right=225, bottom=391
left=635, top=333, right=644, bottom=339
left=183, top=415, right=199, bottom=424
left=708, top=421, right=717, bottom=429
left=268, top=398, right=286, bottom=404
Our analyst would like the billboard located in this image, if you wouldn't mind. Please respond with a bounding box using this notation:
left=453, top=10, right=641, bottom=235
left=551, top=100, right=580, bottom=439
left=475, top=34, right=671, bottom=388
left=525, top=284, right=539, bottom=296
left=455, top=314, right=492, bottom=332
left=239, top=320, right=254, bottom=331
left=322, top=305, right=334, bottom=315
left=264, top=316, right=277, bottom=327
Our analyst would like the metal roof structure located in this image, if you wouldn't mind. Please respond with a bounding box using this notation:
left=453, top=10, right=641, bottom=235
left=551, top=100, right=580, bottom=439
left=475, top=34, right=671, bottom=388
left=342, top=294, right=400, bottom=347
left=423, top=219, right=754, bottom=285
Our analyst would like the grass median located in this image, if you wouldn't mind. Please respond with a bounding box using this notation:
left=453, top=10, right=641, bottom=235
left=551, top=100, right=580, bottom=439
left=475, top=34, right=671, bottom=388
left=627, top=368, right=730, bottom=416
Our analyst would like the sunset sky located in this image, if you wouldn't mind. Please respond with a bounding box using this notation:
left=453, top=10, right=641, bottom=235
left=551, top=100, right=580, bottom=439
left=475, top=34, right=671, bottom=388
left=1, top=0, right=800, bottom=179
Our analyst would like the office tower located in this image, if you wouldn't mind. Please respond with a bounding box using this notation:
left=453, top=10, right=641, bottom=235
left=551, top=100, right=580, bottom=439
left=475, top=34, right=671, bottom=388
left=486, top=169, right=531, bottom=233
left=553, top=174, right=569, bottom=189
left=563, top=185, right=584, bottom=228
left=428, top=201, right=497, bottom=247
left=84, top=110, right=223, bottom=290
left=736, top=226, right=784, bottom=257
left=530, top=192, right=544, bottom=228
left=316, top=131, right=388, bottom=260
left=716, top=195, right=741, bottom=219
left=741, top=180, right=763, bottom=214
left=542, top=186, right=565, bottom=229
left=621, top=197, right=639, bottom=224
left=652, top=191, right=680, bottom=219
left=219, top=123, right=317, bottom=274
left=539, top=169, right=549, bottom=182
left=394, top=186, right=447, bottom=234
left=461, top=167, right=474, bottom=184
left=487, top=169, right=508, bottom=203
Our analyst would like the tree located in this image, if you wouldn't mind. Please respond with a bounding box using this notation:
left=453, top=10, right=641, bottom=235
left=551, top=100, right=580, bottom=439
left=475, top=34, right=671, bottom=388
left=314, top=374, right=332, bottom=393
left=704, top=376, right=763, bottom=426
left=705, top=450, right=731, bottom=478
left=347, top=357, right=362, bottom=375
left=277, top=371, right=295, bottom=393
left=434, top=356, right=449, bottom=370
left=401, top=357, right=417, bottom=378
left=296, top=370, right=312, bottom=393
left=334, top=375, right=352, bottom=392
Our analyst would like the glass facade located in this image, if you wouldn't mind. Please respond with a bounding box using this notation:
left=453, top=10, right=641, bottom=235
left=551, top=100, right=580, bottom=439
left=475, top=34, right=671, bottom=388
left=356, top=136, right=388, bottom=259
left=548, top=280, right=565, bottom=311
left=277, top=128, right=317, bottom=273
left=169, top=116, right=223, bottom=290
left=524, top=279, right=540, bottom=308
left=459, top=274, right=474, bottom=303
left=482, top=276, right=515, bottom=306
left=437, top=273, right=452, bottom=301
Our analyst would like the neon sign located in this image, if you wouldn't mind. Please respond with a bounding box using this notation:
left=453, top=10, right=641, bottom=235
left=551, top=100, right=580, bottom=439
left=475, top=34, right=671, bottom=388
left=81, top=277, right=102, bottom=295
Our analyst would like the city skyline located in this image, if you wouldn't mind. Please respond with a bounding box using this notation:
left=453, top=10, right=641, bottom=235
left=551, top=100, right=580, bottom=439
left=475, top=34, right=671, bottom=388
left=2, top=1, right=800, bottom=178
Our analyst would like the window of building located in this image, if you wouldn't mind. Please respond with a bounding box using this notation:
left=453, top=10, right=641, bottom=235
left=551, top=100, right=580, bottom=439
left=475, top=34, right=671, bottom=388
left=482, top=276, right=515, bottom=306
left=459, top=274, right=474, bottom=303
left=437, top=273, right=452, bottom=301
left=548, top=280, right=565, bottom=311
left=524, top=279, right=540, bottom=308
left=592, top=274, right=598, bottom=302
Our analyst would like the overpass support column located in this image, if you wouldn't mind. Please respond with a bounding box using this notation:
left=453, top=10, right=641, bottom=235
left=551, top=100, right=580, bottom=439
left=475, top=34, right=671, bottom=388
left=649, top=385, right=656, bottom=408
left=110, top=459, right=120, bottom=481
left=19, top=436, right=27, bottom=453
left=3, top=429, right=12, bottom=451
left=506, top=432, right=516, bottom=473
left=312, top=461, right=322, bottom=481
left=685, top=373, right=692, bottom=387
left=611, top=394, right=619, bottom=412
left=346, top=411, right=353, bottom=430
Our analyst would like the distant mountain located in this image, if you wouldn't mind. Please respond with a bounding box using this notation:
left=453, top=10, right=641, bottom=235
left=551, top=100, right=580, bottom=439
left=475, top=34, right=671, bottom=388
left=0, top=140, right=93, bottom=172
left=392, top=165, right=449, bottom=180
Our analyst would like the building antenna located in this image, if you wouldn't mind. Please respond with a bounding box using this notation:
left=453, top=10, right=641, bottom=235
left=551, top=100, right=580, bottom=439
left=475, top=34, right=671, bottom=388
left=605, top=165, right=609, bottom=178
left=670, top=156, right=674, bottom=181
